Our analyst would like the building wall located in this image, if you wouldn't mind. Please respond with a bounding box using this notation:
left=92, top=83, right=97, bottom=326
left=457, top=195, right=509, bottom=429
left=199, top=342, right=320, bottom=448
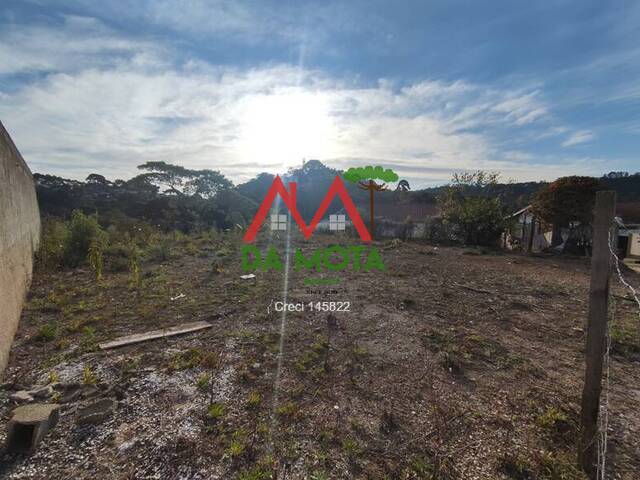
left=0, top=122, right=40, bottom=376
left=629, top=233, right=640, bottom=257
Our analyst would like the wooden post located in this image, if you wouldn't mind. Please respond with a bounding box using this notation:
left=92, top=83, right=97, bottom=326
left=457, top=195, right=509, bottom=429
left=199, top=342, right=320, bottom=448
left=578, top=190, right=616, bottom=477
left=527, top=215, right=536, bottom=253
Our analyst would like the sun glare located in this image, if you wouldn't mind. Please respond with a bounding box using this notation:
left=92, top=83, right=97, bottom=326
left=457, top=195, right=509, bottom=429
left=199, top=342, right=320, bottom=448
left=239, top=91, right=335, bottom=169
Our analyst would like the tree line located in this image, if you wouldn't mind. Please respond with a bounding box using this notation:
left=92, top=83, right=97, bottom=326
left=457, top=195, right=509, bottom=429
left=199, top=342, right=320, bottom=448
left=35, top=161, right=257, bottom=232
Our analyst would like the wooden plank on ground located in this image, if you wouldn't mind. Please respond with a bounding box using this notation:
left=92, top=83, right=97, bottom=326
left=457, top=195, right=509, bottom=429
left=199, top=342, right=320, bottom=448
left=99, top=321, right=212, bottom=350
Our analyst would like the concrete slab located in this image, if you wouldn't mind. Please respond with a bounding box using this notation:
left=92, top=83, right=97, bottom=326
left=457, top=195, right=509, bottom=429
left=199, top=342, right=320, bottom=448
left=76, top=398, right=117, bottom=425
left=5, top=403, right=59, bottom=453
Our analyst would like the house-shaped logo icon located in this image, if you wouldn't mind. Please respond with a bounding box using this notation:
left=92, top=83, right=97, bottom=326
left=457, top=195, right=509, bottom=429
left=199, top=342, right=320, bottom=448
left=243, top=175, right=371, bottom=243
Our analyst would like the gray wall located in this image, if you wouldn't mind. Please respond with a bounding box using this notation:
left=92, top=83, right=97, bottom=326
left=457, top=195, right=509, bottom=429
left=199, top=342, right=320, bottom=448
left=0, top=121, right=40, bottom=376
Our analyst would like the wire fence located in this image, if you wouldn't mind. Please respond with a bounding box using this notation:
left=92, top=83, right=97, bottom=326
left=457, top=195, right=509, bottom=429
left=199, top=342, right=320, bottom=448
left=597, top=221, right=640, bottom=479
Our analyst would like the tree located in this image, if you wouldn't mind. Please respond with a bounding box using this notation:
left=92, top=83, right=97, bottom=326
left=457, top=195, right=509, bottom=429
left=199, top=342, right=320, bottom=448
left=86, top=174, right=110, bottom=185
left=437, top=171, right=506, bottom=246
left=124, top=174, right=160, bottom=196
left=602, top=171, right=629, bottom=179
left=137, top=161, right=192, bottom=193
left=531, top=176, right=602, bottom=246
left=343, top=166, right=399, bottom=238
left=184, top=169, right=232, bottom=198
left=137, top=161, right=232, bottom=199
left=237, top=172, right=275, bottom=203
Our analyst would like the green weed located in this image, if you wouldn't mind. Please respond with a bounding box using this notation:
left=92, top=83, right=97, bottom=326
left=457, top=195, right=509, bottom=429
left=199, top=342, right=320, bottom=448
left=82, top=365, right=97, bottom=385
left=246, top=391, right=262, bottom=409
left=36, top=323, right=57, bottom=342
left=276, top=402, right=299, bottom=421
left=196, top=373, right=211, bottom=391
left=207, top=402, right=225, bottom=420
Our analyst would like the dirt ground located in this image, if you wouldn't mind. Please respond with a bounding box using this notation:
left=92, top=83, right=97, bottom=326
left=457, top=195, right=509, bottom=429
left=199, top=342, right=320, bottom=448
left=1, top=231, right=639, bottom=479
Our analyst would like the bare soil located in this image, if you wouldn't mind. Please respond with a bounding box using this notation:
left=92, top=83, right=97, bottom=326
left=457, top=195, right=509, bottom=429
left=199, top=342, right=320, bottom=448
left=1, top=232, right=639, bottom=479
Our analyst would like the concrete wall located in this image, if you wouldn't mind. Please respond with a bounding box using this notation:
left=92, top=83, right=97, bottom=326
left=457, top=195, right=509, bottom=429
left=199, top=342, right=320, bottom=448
left=0, top=121, right=40, bottom=376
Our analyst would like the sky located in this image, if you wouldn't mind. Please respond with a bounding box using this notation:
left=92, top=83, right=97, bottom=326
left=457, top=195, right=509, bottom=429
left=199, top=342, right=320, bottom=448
left=1, top=1, right=639, bottom=188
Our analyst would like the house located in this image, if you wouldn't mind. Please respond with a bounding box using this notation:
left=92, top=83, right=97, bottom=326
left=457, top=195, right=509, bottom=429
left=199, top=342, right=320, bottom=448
left=503, top=205, right=554, bottom=252
left=504, top=205, right=640, bottom=256
left=616, top=218, right=640, bottom=259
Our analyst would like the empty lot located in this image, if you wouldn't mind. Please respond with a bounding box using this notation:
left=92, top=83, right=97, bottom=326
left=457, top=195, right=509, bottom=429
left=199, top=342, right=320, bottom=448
left=1, top=232, right=639, bottom=479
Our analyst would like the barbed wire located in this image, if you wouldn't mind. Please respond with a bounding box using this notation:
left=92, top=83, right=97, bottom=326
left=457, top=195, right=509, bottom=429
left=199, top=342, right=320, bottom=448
left=597, top=286, right=614, bottom=480
left=596, top=222, right=640, bottom=480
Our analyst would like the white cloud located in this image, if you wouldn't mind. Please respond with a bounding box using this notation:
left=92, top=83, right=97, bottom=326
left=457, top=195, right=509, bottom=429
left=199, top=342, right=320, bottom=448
left=0, top=15, right=603, bottom=187
left=143, top=0, right=375, bottom=49
left=0, top=15, right=169, bottom=75
left=491, top=90, right=548, bottom=126
left=562, top=130, right=594, bottom=147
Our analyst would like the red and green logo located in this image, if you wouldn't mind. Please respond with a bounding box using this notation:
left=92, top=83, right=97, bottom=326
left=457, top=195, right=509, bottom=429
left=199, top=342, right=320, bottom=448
left=241, top=166, right=402, bottom=277
left=243, top=165, right=400, bottom=243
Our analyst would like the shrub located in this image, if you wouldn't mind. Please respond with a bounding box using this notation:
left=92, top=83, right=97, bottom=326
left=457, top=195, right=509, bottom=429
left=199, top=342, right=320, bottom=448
left=63, top=210, right=107, bottom=268
left=438, top=171, right=507, bottom=246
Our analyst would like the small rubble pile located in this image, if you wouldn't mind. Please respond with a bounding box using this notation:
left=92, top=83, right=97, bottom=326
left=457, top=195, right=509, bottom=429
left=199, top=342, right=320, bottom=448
left=2, top=379, right=120, bottom=453
left=8, top=385, right=53, bottom=404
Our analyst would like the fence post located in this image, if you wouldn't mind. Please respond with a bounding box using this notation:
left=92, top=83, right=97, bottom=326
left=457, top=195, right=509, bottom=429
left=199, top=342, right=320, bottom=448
left=578, top=190, right=616, bottom=477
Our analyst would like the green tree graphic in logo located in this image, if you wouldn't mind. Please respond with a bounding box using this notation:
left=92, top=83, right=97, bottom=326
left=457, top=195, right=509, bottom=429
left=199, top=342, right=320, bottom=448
left=343, top=166, right=403, bottom=239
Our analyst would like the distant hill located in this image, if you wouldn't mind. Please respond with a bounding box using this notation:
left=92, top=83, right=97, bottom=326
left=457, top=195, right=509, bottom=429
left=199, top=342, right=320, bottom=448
left=37, top=161, right=639, bottom=230
left=238, top=161, right=640, bottom=222
left=237, top=159, right=434, bottom=222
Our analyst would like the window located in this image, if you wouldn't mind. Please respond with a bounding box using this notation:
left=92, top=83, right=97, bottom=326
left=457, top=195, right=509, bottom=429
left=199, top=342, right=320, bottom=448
left=329, top=214, right=346, bottom=231
left=270, top=214, right=288, bottom=231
